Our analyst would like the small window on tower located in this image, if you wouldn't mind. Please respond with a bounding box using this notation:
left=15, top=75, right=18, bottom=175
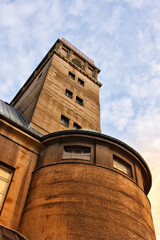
left=0, top=165, right=13, bottom=211
left=73, top=122, right=81, bottom=130
left=76, top=96, right=83, bottom=106
left=63, top=146, right=91, bottom=161
left=65, top=89, right=73, bottom=99
left=113, top=155, right=132, bottom=178
left=78, top=78, right=84, bottom=87
left=60, top=115, right=70, bottom=127
left=69, top=72, right=75, bottom=80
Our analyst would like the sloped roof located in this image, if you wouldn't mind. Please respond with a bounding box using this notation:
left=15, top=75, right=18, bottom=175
left=0, top=99, right=43, bottom=137
left=0, top=99, right=28, bottom=127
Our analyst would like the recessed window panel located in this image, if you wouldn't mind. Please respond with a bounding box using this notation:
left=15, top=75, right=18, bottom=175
left=60, top=115, right=69, bottom=127
left=88, top=67, right=93, bottom=76
left=65, top=89, right=73, bottom=99
left=69, top=72, right=75, bottom=80
left=61, top=48, right=68, bottom=57
left=0, top=165, right=13, bottom=211
left=78, top=78, right=84, bottom=87
left=63, top=146, right=91, bottom=161
left=113, top=155, right=132, bottom=178
left=76, top=96, right=83, bottom=106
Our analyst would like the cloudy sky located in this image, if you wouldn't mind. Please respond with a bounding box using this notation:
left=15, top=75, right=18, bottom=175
left=0, top=0, right=160, bottom=238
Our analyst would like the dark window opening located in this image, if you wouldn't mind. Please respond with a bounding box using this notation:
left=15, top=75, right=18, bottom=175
left=78, top=78, right=84, bottom=86
left=63, top=146, right=91, bottom=160
left=76, top=96, right=83, bottom=106
left=65, top=89, right=73, bottom=99
left=60, top=115, right=69, bottom=127
left=73, top=122, right=81, bottom=130
left=113, top=155, right=132, bottom=178
left=72, top=59, right=82, bottom=68
left=69, top=72, right=75, bottom=80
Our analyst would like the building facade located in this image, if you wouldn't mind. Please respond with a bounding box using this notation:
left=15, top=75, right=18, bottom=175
left=0, top=38, right=156, bottom=239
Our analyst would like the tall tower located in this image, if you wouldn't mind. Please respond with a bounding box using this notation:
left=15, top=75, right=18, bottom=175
left=0, top=39, right=156, bottom=240
left=11, top=38, right=101, bottom=134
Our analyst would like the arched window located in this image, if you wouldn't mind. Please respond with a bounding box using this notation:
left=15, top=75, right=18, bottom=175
left=72, top=59, right=82, bottom=68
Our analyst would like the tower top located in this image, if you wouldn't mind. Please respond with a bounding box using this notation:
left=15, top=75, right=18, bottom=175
left=61, top=38, right=94, bottom=65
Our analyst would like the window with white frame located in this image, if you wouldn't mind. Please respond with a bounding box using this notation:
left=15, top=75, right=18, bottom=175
left=0, top=165, right=13, bottom=211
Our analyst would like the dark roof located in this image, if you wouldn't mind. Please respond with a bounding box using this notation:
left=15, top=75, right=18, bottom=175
left=0, top=99, right=43, bottom=137
left=0, top=99, right=28, bottom=127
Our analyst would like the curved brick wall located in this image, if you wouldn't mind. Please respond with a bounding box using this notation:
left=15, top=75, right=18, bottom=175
left=19, top=131, right=156, bottom=240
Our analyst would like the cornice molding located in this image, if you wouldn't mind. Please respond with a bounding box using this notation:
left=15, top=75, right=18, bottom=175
left=55, top=50, right=102, bottom=87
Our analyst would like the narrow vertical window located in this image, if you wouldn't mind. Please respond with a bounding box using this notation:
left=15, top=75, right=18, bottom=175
left=60, top=115, right=70, bottom=127
left=0, top=165, right=13, bottom=211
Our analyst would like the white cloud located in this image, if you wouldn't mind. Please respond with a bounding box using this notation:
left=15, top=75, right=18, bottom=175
left=102, top=97, right=134, bottom=131
left=1, top=0, right=160, bottom=238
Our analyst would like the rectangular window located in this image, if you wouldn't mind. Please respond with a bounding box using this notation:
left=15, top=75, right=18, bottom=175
left=73, top=122, right=81, bottom=130
left=0, top=165, right=13, bottom=211
left=69, top=72, right=75, bottom=80
left=60, top=115, right=69, bottom=127
left=76, top=96, right=83, bottom=106
left=65, top=89, right=73, bottom=99
left=113, top=155, right=132, bottom=177
left=63, top=146, right=91, bottom=161
left=78, top=78, right=84, bottom=87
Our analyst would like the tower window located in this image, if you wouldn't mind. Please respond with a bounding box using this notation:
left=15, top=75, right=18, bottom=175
left=65, top=89, right=73, bottom=99
left=72, top=59, right=82, bottom=68
left=73, top=122, right=81, bottom=130
left=69, top=72, right=75, bottom=80
left=113, top=155, right=132, bottom=178
left=0, top=165, right=13, bottom=211
left=78, top=78, right=84, bottom=87
left=63, top=146, right=91, bottom=161
left=76, top=96, right=83, bottom=106
left=60, top=115, right=69, bottom=127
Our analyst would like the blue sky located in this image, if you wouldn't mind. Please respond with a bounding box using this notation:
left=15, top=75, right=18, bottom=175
left=0, top=0, right=160, bottom=238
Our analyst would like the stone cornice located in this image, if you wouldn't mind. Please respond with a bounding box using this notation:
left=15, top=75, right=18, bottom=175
left=55, top=50, right=102, bottom=87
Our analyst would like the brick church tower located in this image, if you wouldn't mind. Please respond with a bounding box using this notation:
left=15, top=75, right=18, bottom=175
left=0, top=38, right=156, bottom=239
